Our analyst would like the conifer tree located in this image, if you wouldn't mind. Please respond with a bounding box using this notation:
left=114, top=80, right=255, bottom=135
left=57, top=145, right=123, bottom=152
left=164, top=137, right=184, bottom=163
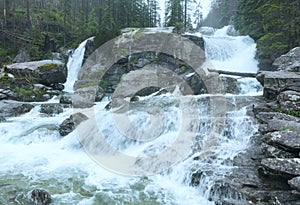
left=166, top=0, right=184, bottom=30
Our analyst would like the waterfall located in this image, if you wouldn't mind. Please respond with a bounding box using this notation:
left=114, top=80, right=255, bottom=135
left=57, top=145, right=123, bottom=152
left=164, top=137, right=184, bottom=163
left=64, top=37, right=93, bottom=93
left=203, top=26, right=262, bottom=95
left=0, top=27, right=262, bottom=204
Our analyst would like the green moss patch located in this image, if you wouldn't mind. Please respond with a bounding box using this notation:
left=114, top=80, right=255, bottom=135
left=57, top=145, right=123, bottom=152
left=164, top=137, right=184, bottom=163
left=37, top=63, right=59, bottom=71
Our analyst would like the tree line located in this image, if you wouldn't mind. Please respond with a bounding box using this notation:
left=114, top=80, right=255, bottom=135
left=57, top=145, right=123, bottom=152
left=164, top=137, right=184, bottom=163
left=234, top=0, right=300, bottom=67
left=0, top=0, right=202, bottom=61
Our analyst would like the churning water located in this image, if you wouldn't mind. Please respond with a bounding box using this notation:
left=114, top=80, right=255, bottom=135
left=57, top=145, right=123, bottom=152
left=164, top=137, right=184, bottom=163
left=0, top=26, right=262, bottom=204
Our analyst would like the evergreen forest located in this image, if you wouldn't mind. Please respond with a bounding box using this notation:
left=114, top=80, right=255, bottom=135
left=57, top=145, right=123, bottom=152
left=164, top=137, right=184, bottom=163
left=0, top=0, right=299, bottom=67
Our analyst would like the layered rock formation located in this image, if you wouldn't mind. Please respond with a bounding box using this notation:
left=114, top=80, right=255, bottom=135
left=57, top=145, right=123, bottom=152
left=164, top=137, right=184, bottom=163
left=225, top=47, right=300, bottom=204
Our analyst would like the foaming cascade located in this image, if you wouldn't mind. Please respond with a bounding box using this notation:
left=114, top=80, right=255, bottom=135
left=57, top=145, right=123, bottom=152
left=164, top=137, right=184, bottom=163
left=64, top=37, right=94, bottom=93
left=0, top=26, right=263, bottom=204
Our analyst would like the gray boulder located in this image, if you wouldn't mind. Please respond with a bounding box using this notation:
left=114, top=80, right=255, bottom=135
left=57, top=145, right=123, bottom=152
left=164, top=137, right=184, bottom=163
left=29, top=189, right=51, bottom=205
left=273, top=47, right=300, bottom=72
left=59, top=113, right=88, bottom=136
left=59, top=93, right=72, bottom=104
left=288, top=177, right=300, bottom=191
left=0, top=100, right=34, bottom=118
left=6, top=60, right=67, bottom=87
left=261, top=158, right=300, bottom=178
left=220, top=76, right=239, bottom=94
left=40, top=103, right=64, bottom=115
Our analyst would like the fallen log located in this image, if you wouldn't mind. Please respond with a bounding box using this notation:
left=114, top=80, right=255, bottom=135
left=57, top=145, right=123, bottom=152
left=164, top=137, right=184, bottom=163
left=208, top=68, right=257, bottom=78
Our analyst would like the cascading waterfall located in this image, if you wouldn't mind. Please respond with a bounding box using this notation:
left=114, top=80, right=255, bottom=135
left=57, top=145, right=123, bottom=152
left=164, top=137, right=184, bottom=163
left=203, top=26, right=263, bottom=95
left=0, top=26, right=262, bottom=204
left=64, top=37, right=94, bottom=93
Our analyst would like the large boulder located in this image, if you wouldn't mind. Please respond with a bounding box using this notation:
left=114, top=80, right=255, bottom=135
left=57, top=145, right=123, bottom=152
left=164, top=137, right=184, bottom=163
left=59, top=113, right=88, bottom=136
left=0, top=100, right=34, bottom=118
left=273, top=47, right=300, bottom=72
left=6, top=60, right=67, bottom=87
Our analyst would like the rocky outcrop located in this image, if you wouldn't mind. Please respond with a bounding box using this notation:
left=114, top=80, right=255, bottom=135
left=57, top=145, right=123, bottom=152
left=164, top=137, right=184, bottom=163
left=82, top=38, right=95, bottom=66
left=273, top=47, right=300, bottom=72
left=261, top=158, right=300, bottom=178
left=0, top=100, right=34, bottom=118
left=256, top=71, right=300, bottom=100
left=236, top=47, right=300, bottom=204
left=59, top=93, right=72, bottom=104
left=6, top=60, right=67, bottom=87
left=1, top=60, right=66, bottom=102
left=59, top=113, right=88, bottom=136
left=213, top=47, right=300, bottom=205
left=257, top=47, right=300, bottom=113
left=29, top=189, right=51, bottom=205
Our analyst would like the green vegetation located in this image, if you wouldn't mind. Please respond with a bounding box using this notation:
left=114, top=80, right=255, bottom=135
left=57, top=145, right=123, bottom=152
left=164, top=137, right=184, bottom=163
left=283, top=110, right=300, bottom=118
left=234, top=0, right=300, bottom=62
left=0, top=0, right=161, bottom=61
left=37, top=63, right=59, bottom=71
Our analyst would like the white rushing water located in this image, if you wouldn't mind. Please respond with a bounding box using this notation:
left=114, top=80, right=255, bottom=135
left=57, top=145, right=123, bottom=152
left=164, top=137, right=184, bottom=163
left=0, top=26, right=262, bottom=204
left=64, top=37, right=94, bottom=93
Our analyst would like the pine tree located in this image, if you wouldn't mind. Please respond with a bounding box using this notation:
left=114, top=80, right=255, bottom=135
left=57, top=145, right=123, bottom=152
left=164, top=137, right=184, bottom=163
left=166, top=0, right=184, bottom=30
left=193, top=1, right=203, bottom=31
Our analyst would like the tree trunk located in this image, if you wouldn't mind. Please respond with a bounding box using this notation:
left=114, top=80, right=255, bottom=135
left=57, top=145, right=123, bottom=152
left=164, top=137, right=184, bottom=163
left=26, top=0, right=31, bottom=29
left=208, top=68, right=257, bottom=78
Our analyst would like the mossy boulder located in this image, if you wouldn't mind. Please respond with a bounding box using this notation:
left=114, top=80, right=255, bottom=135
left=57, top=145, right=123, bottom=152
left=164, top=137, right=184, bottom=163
left=6, top=60, right=67, bottom=87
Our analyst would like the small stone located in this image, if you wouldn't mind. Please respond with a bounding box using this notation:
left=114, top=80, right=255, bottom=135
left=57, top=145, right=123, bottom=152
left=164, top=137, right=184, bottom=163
left=59, top=94, right=72, bottom=104
left=29, top=189, right=51, bottom=205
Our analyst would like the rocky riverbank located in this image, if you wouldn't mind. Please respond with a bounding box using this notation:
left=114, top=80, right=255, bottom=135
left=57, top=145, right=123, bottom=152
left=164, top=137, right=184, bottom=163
left=219, top=47, right=300, bottom=205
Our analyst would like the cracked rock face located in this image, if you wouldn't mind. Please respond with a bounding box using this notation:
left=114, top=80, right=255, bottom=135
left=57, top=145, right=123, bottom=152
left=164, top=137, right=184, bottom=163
left=273, top=47, right=300, bottom=72
left=261, top=158, right=300, bottom=177
left=288, top=177, right=300, bottom=192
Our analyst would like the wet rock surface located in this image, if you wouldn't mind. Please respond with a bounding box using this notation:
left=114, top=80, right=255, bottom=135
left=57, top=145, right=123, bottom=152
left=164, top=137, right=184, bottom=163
left=59, top=112, right=88, bottom=136
left=219, top=47, right=300, bottom=204
left=0, top=100, right=34, bottom=118
left=29, top=189, right=51, bottom=205
left=40, top=103, right=64, bottom=115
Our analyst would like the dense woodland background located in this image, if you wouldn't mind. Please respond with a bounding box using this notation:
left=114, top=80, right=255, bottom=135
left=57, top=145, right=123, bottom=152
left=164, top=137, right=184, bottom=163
left=0, top=0, right=299, bottom=68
